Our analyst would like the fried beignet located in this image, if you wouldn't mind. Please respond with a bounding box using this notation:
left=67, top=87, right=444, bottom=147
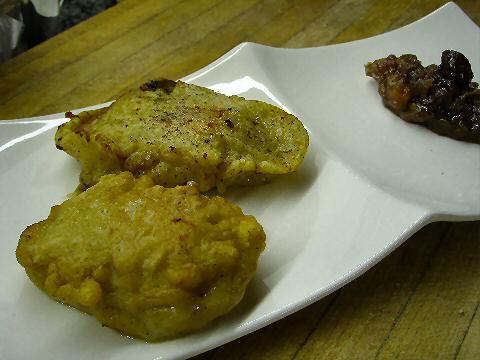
left=16, top=172, right=265, bottom=341
left=55, top=79, right=309, bottom=192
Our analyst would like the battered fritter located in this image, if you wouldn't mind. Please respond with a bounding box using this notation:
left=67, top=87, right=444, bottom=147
left=16, top=172, right=266, bottom=341
left=55, top=79, right=309, bottom=192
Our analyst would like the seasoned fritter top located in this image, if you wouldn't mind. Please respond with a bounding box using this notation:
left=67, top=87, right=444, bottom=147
left=55, top=79, right=309, bottom=192
left=16, top=172, right=266, bottom=341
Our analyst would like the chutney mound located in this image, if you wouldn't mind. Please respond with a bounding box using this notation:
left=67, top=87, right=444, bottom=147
left=365, top=50, right=479, bottom=143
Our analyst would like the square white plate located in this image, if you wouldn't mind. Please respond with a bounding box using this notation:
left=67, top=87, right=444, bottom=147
left=1, top=3, right=479, bottom=359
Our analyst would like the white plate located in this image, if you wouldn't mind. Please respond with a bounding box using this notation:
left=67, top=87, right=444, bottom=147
left=1, top=3, right=479, bottom=359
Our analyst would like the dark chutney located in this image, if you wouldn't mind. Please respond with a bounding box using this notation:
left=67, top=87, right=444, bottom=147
left=365, top=50, right=479, bottom=144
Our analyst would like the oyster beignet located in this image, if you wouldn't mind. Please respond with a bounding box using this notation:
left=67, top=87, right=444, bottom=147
left=16, top=172, right=265, bottom=341
left=55, top=79, right=309, bottom=192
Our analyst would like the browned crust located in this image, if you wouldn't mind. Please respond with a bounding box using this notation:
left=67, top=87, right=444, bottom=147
left=140, top=79, right=177, bottom=94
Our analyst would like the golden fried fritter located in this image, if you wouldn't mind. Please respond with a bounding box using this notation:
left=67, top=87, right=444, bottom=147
left=16, top=172, right=265, bottom=341
left=55, top=79, right=309, bottom=192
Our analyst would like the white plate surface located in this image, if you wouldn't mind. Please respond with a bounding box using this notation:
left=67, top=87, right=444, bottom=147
left=1, top=3, right=479, bottom=359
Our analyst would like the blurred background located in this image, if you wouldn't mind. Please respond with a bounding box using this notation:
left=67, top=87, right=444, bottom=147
left=0, top=0, right=116, bottom=61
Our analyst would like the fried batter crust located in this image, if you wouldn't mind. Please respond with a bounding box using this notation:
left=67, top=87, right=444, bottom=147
left=55, top=79, right=309, bottom=192
left=16, top=172, right=265, bottom=341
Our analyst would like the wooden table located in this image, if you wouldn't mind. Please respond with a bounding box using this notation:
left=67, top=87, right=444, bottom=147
left=1, top=0, right=479, bottom=359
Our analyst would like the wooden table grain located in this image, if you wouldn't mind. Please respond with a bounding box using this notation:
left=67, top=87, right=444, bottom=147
left=1, top=1, right=479, bottom=359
